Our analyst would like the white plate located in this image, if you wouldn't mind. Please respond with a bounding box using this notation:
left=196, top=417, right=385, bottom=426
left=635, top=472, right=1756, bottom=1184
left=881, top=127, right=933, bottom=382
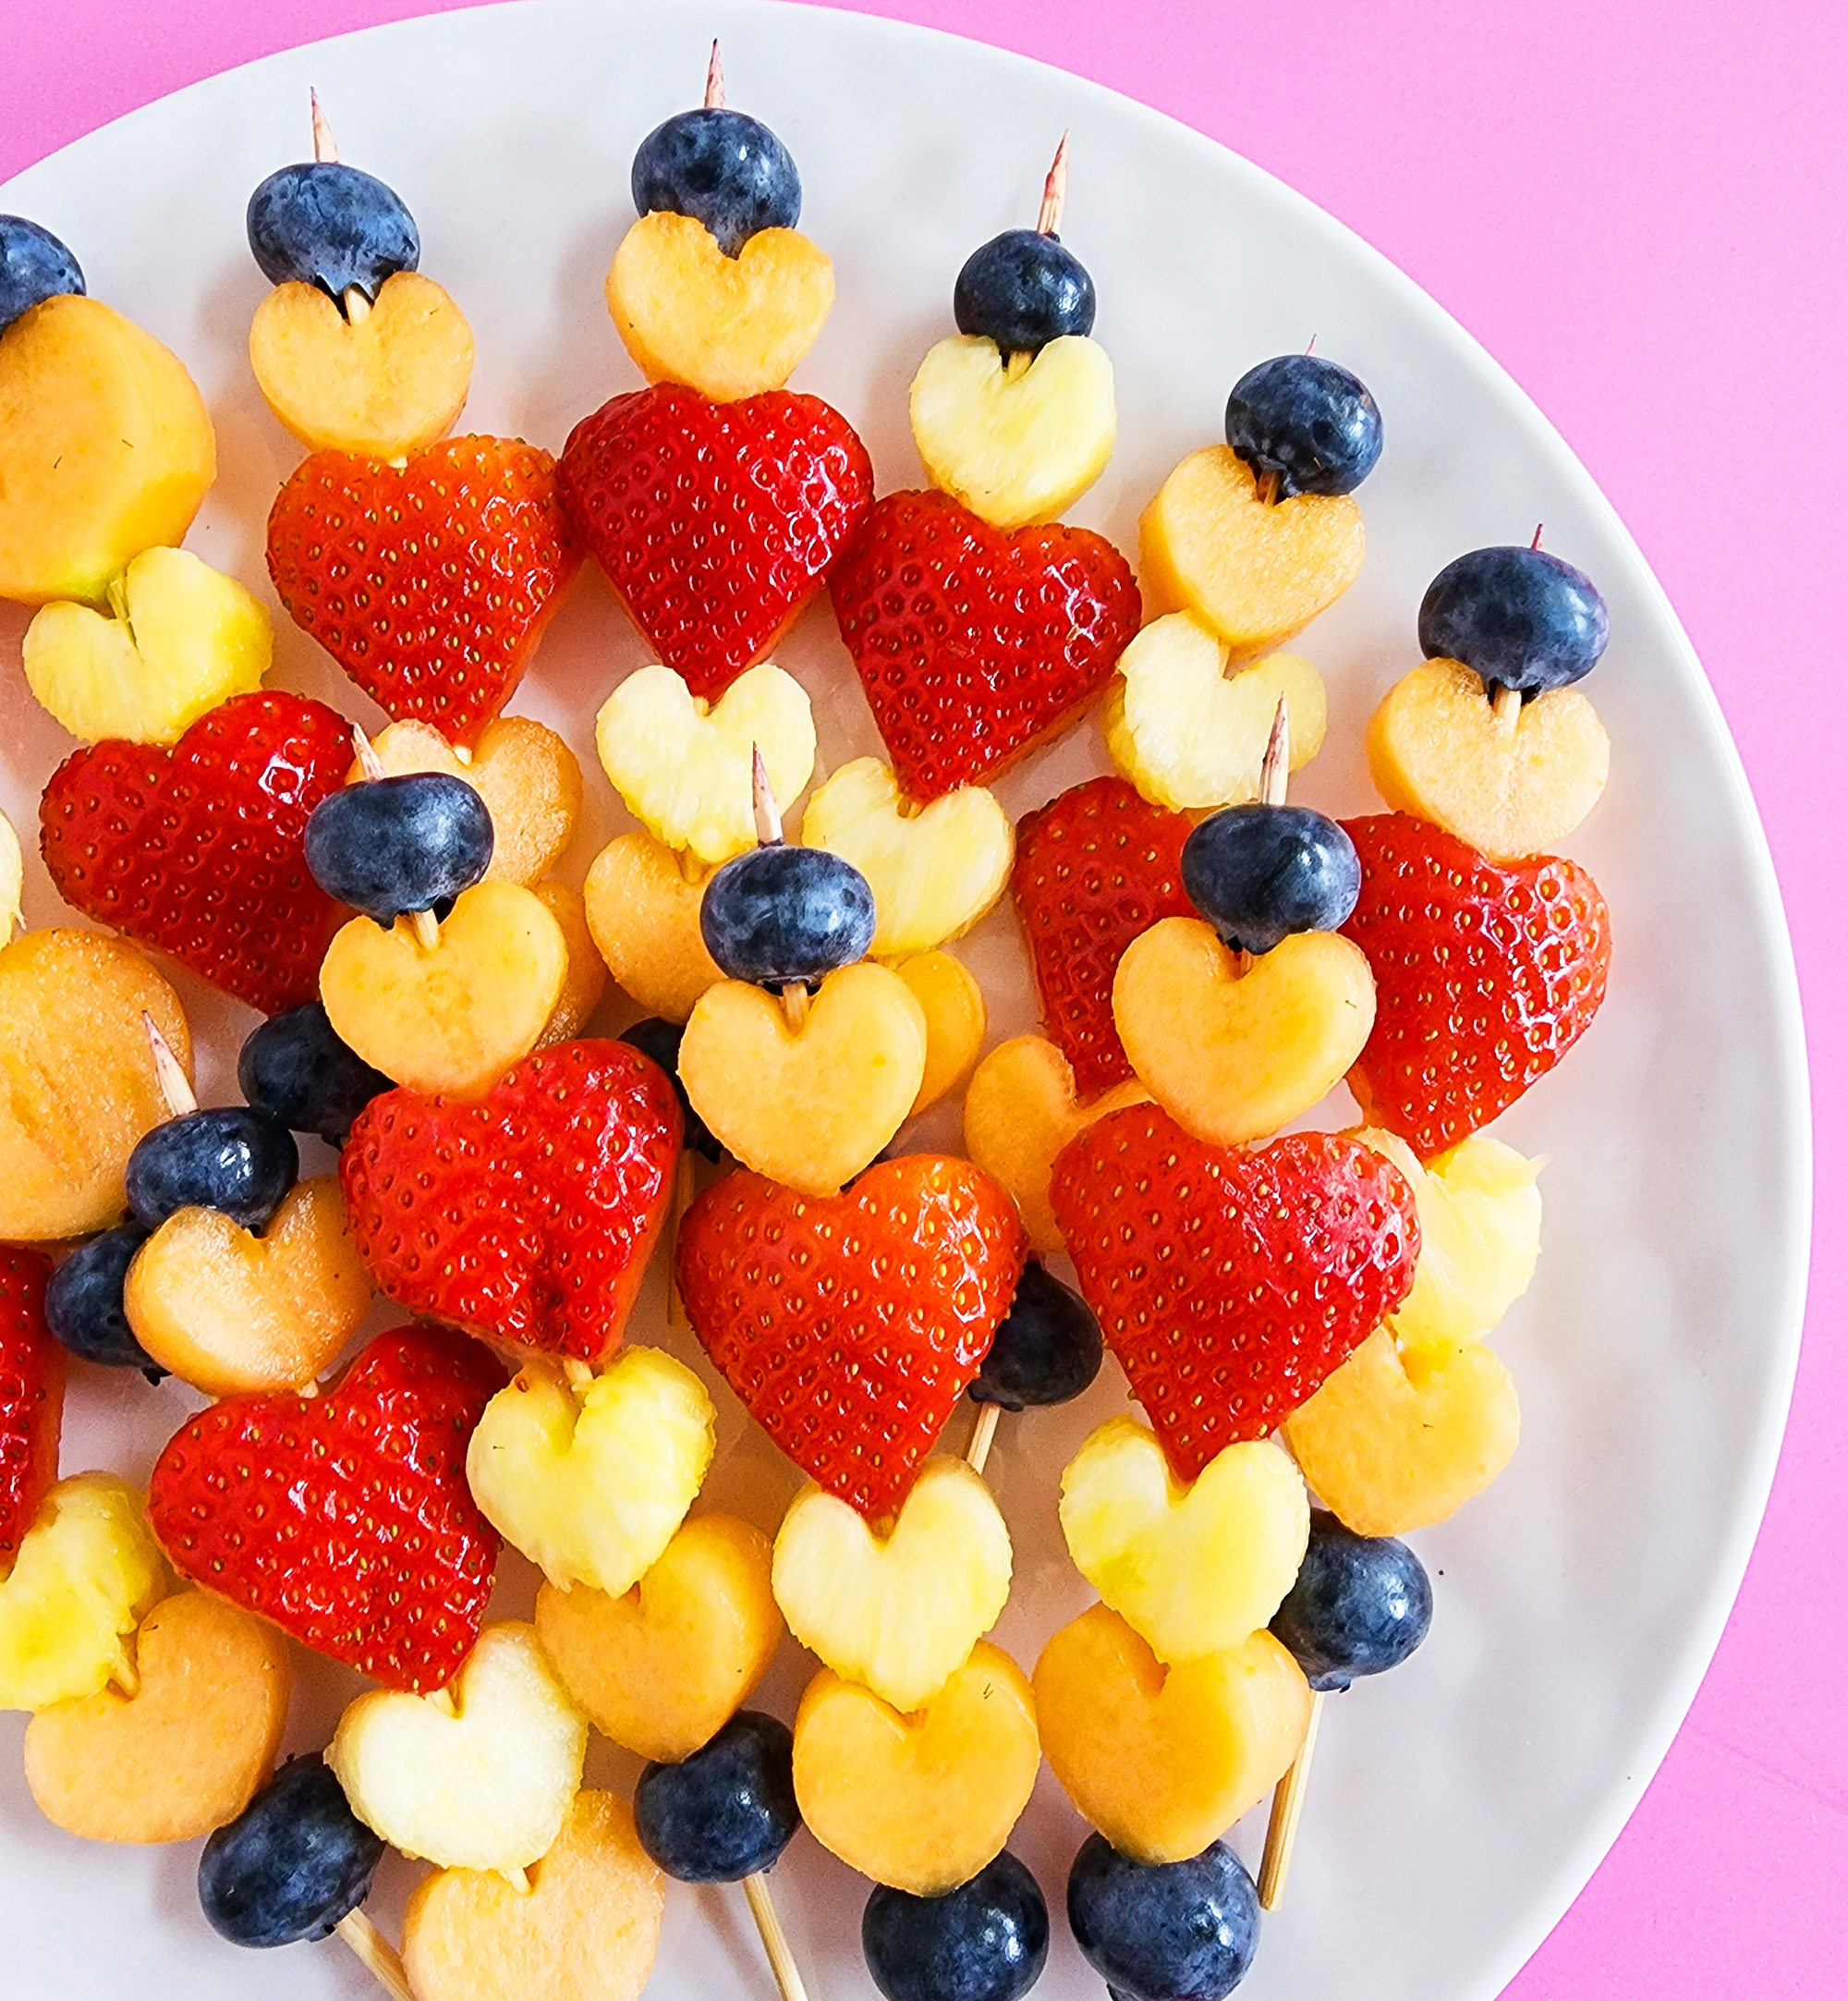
left=0, top=3, right=1809, bottom=1997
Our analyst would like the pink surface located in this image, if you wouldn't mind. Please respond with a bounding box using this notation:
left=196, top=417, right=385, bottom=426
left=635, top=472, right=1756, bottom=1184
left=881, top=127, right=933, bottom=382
left=2, top=0, right=1842, bottom=1993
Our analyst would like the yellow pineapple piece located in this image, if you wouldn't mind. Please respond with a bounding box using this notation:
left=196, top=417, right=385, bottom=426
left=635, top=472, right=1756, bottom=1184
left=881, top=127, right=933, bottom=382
left=0, top=811, right=22, bottom=942
left=530, top=880, right=608, bottom=1047
left=896, top=952, right=987, bottom=1116
left=582, top=832, right=723, bottom=1023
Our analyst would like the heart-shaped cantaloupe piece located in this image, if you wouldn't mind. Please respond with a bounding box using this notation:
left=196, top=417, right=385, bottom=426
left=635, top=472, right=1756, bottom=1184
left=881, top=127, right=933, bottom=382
left=896, top=951, right=987, bottom=1116
left=583, top=832, right=723, bottom=1023
left=530, top=879, right=609, bottom=1048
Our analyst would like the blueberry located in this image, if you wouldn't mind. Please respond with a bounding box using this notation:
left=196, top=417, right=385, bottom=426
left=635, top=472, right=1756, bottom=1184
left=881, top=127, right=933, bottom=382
left=1224, top=354, right=1382, bottom=499
left=632, top=108, right=801, bottom=258
left=619, top=1017, right=721, bottom=1164
left=1269, top=1508, right=1432, bottom=1693
left=1418, top=544, right=1609, bottom=695
left=633, top=1711, right=800, bottom=1882
left=863, top=1850, right=1050, bottom=2001
left=245, top=163, right=419, bottom=301
left=304, top=775, right=493, bottom=928
left=699, top=846, right=875, bottom=987
left=237, top=1003, right=393, bottom=1146
left=44, top=1226, right=163, bottom=1379
left=198, top=1756, right=383, bottom=1948
left=1067, top=1835, right=1259, bottom=2001
left=954, top=230, right=1095, bottom=357
left=1181, top=805, right=1360, bottom=957
left=126, top=1109, right=298, bottom=1234
left=0, top=215, right=84, bottom=336
left=971, top=1261, right=1102, bottom=1411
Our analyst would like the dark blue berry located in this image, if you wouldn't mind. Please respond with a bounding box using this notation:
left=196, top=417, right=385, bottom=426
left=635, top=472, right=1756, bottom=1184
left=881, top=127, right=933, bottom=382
left=304, top=775, right=493, bottom=928
left=1181, top=805, right=1360, bottom=957
left=246, top=164, right=419, bottom=302
left=971, top=1261, right=1101, bottom=1411
left=700, top=846, right=875, bottom=987
left=1067, top=1835, right=1259, bottom=2001
left=126, top=1109, right=298, bottom=1234
left=0, top=215, right=84, bottom=335
left=1269, top=1508, right=1432, bottom=1693
left=620, top=1017, right=721, bottom=1164
left=864, top=1850, right=1050, bottom=2001
left=1418, top=544, right=1609, bottom=695
left=954, top=230, right=1095, bottom=356
left=633, top=1711, right=800, bottom=1882
left=198, top=1757, right=384, bottom=1948
left=632, top=109, right=801, bottom=258
left=237, top=1003, right=393, bottom=1146
left=1224, top=355, right=1382, bottom=499
left=44, top=1226, right=163, bottom=1379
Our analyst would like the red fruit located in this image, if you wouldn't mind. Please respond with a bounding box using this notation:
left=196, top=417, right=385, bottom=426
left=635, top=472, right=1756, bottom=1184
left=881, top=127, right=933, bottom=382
left=557, top=383, right=873, bottom=701
left=832, top=489, right=1141, bottom=802
left=677, top=1155, right=1027, bottom=1519
left=1012, top=775, right=1197, bottom=1099
left=1052, top=1105, right=1419, bottom=1480
left=341, top=1039, right=682, bottom=1366
left=148, top=1324, right=503, bottom=1690
left=0, top=1248, right=63, bottom=1569
left=39, top=689, right=352, bottom=1013
left=1341, top=812, right=1611, bottom=1159
left=267, top=434, right=579, bottom=744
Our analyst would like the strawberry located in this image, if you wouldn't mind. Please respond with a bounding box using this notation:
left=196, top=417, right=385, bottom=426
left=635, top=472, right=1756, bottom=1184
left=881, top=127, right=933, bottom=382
left=267, top=435, right=579, bottom=744
left=148, top=1323, right=504, bottom=1690
left=1340, top=812, right=1611, bottom=1158
left=0, top=1248, right=63, bottom=1569
left=1012, top=775, right=1198, bottom=1100
left=677, top=1155, right=1027, bottom=1519
left=39, top=689, right=352, bottom=1014
left=557, top=383, right=873, bottom=701
left=832, top=490, right=1140, bottom=802
left=341, top=1039, right=682, bottom=1366
left=1051, top=1104, right=1420, bottom=1480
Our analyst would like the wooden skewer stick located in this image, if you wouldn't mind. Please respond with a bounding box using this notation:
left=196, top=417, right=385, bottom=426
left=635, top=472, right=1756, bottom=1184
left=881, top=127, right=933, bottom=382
left=1259, top=695, right=1290, bottom=806
left=1256, top=1687, right=1325, bottom=1909
left=335, top=1909, right=415, bottom=2001
left=310, top=89, right=338, bottom=165
left=143, top=1013, right=197, bottom=1117
left=741, top=1870, right=810, bottom=2001
left=1254, top=468, right=1283, bottom=507
left=705, top=39, right=725, bottom=112
left=963, top=1401, right=1002, bottom=1476
left=1491, top=683, right=1524, bottom=731
left=1037, top=131, right=1070, bottom=236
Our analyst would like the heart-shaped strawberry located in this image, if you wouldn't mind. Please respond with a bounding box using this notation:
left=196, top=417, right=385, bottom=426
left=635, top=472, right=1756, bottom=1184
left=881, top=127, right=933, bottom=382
left=147, top=1323, right=505, bottom=1690
left=557, top=383, right=873, bottom=702
left=677, top=1154, right=1027, bottom=1519
left=832, top=490, right=1141, bottom=803
left=39, top=689, right=352, bottom=1014
left=1013, top=776, right=1197, bottom=1100
left=340, top=1040, right=682, bottom=1365
left=267, top=435, right=579, bottom=744
left=0, top=1248, right=63, bottom=1569
left=1340, top=812, right=1611, bottom=1157
left=1051, top=1104, right=1419, bottom=1480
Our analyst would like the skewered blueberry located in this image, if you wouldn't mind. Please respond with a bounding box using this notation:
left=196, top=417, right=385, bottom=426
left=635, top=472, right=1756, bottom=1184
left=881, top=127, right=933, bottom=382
left=631, top=86, right=801, bottom=259
left=700, top=846, right=876, bottom=988
left=246, top=163, right=419, bottom=302
left=1181, top=805, right=1360, bottom=957
left=971, top=1261, right=1102, bottom=1411
left=237, top=1003, right=393, bottom=1146
left=954, top=229, right=1095, bottom=357
left=633, top=1711, right=800, bottom=1882
left=304, top=774, right=493, bottom=928
left=1224, top=354, right=1382, bottom=499
left=0, top=215, right=84, bottom=335
left=863, top=1850, right=1050, bottom=2001
left=126, top=1108, right=298, bottom=1234
left=1418, top=544, right=1609, bottom=695
left=1067, top=1835, right=1260, bottom=2001
left=620, top=1017, right=722, bottom=1163
left=43, top=1226, right=163, bottom=1378
left=198, top=1757, right=384, bottom=1948
left=1269, top=1508, right=1433, bottom=1692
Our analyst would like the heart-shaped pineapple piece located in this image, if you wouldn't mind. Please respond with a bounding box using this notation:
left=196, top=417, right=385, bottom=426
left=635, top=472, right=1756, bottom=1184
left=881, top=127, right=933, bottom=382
left=321, top=879, right=567, bottom=1100
left=328, top=1621, right=588, bottom=1878
left=792, top=1641, right=1040, bottom=1896
left=583, top=833, right=723, bottom=1023
left=23, top=1589, right=289, bottom=1844
left=0, top=811, right=20, bottom=940
left=124, top=1175, right=372, bottom=1397
left=0, top=929, right=191, bottom=1243
left=772, top=1458, right=1012, bottom=1713
left=1102, top=610, right=1326, bottom=811
left=1368, top=656, right=1611, bottom=861
left=1114, top=917, right=1374, bottom=1147
left=1035, top=1604, right=1310, bottom=1864
left=606, top=211, right=833, bottom=404
left=1060, top=1417, right=1308, bottom=1664
left=1140, top=445, right=1364, bottom=658
left=897, top=952, right=987, bottom=1116
left=536, top=1514, right=781, bottom=1763
left=801, top=758, right=1014, bottom=958
left=531, top=880, right=609, bottom=1047
left=680, top=963, right=927, bottom=1198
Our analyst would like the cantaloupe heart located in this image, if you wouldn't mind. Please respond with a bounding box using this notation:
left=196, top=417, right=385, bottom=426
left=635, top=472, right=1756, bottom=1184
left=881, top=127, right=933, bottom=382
left=896, top=951, right=987, bottom=1116
left=530, top=880, right=608, bottom=1048
left=583, top=832, right=723, bottom=1024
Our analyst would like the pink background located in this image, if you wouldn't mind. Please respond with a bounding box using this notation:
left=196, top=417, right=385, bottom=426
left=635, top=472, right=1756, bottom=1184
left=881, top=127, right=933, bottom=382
left=2, top=0, right=1841, bottom=1993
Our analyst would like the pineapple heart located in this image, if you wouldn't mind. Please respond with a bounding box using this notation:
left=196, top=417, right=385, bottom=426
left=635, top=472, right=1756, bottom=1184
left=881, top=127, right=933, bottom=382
left=896, top=952, right=987, bottom=1116
left=583, top=831, right=723, bottom=1022
left=1059, top=1417, right=1308, bottom=1665
left=467, top=1348, right=715, bottom=1600
left=0, top=811, right=19, bottom=940
left=772, top=1457, right=1012, bottom=1713
left=1113, top=917, right=1375, bottom=1148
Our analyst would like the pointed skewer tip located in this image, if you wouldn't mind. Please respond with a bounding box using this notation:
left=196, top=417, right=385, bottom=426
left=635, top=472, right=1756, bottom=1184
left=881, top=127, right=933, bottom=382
left=705, top=40, right=725, bottom=110
left=1037, top=130, right=1070, bottom=235
left=310, top=90, right=338, bottom=165
left=351, top=725, right=386, bottom=782
left=142, top=1011, right=197, bottom=1117
left=1259, top=697, right=1290, bottom=805
left=751, top=745, right=783, bottom=848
